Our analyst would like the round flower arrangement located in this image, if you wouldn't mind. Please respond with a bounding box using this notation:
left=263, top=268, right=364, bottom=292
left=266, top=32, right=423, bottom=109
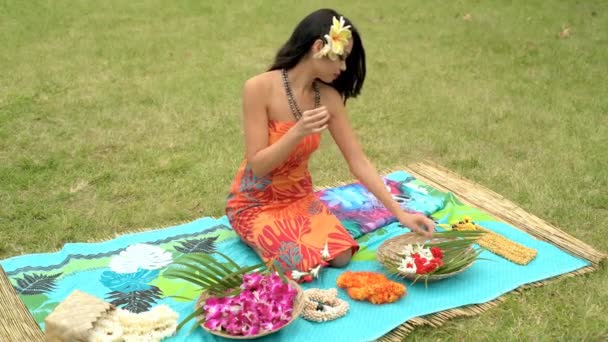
left=336, top=271, right=406, bottom=304
left=165, top=252, right=303, bottom=339
left=377, top=230, right=485, bottom=284
left=198, top=272, right=300, bottom=337
left=396, top=244, right=444, bottom=275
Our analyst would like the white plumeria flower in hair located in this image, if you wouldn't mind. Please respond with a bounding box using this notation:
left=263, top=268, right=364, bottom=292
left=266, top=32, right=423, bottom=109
left=314, top=16, right=352, bottom=61
left=314, top=38, right=333, bottom=59
left=327, top=16, right=351, bottom=56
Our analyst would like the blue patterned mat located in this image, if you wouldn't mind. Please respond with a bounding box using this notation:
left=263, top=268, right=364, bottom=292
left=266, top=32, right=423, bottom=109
left=1, top=171, right=590, bottom=341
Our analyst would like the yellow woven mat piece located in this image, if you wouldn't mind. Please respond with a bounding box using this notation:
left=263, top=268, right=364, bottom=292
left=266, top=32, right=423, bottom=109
left=0, top=161, right=605, bottom=342
left=452, top=218, right=537, bottom=265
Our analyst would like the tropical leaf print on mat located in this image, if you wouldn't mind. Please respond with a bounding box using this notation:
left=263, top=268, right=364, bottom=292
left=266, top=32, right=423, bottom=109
left=107, top=286, right=163, bottom=313
left=13, top=272, right=62, bottom=295
left=174, top=236, right=218, bottom=254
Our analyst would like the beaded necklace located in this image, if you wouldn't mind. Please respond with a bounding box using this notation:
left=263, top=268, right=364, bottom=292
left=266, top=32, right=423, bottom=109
left=281, top=69, right=320, bottom=120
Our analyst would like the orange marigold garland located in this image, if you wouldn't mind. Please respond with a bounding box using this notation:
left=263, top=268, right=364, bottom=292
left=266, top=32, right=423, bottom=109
left=336, top=271, right=406, bottom=304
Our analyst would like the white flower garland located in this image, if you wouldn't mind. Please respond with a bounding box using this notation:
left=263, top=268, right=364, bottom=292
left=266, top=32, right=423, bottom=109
left=89, top=305, right=178, bottom=341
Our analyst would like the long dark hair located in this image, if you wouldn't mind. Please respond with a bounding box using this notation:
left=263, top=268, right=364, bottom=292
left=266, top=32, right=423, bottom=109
left=268, top=8, right=366, bottom=102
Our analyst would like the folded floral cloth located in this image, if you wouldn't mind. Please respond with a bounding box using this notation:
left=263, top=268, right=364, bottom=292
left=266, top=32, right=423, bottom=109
left=316, top=172, right=446, bottom=238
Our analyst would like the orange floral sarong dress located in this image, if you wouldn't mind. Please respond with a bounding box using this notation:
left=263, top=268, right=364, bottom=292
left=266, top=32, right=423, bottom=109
left=226, top=120, right=359, bottom=277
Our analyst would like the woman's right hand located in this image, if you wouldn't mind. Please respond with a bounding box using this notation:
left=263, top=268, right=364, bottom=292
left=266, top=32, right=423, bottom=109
left=398, top=212, right=435, bottom=237
left=294, top=106, right=330, bottom=137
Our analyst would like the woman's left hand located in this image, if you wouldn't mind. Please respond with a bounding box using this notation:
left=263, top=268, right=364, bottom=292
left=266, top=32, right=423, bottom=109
left=398, top=213, right=435, bottom=237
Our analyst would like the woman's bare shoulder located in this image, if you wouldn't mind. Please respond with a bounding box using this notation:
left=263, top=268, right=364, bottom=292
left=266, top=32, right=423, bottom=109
left=317, top=83, right=344, bottom=110
left=243, top=71, right=280, bottom=94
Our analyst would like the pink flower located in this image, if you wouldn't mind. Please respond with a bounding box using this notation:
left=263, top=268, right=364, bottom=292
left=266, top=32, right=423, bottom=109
left=239, top=289, right=254, bottom=302
left=203, top=272, right=297, bottom=336
left=260, top=321, right=282, bottom=333
left=248, top=325, right=260, bottom=336
left=203, top=297, right=227, bottom=320
left=225, top=320, right=240, bottom=334
left=242, top=273, right=263, bottom=290
left=268, top=280, right=287, bottom=294
left=204, top=318, right=224, bottom=331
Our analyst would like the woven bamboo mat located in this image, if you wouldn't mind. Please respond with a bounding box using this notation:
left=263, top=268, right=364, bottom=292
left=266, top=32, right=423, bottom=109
left=1, top=161, right=605, bottom=342
left=0, top=265, right=45, bottom=341
left=377, top=161, right=606, bottom=341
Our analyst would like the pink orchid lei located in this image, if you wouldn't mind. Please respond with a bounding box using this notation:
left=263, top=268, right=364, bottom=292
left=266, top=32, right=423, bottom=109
left=202, top=272, right=298, bottom=336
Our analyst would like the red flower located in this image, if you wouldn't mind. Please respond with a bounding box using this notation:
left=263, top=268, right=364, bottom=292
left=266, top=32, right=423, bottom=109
left=424, top=262, right=438, bottom=273
left=431, top=247, right=443, bottom=259
left=413, top=257, right=427, bottom=268
left=413, top=257, right=427, bottom=274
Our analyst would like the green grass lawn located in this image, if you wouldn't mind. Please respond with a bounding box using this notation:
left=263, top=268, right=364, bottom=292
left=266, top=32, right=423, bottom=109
left=1, top=0, right=606, bottom=340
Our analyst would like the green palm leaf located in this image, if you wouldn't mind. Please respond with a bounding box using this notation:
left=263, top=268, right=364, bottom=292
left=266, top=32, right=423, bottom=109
left=168, top=260, right=237, bottom=290
left=165, top=250, right=285, bottom=333
left=179, top=253, right=237, bottom=279
left=271, top=260, right=289, bottom=283
left=164, top=269, right=220, bottom=289
left=176, top=305, right=206, bottom=331
left=211, top=251, right=243, bottom=270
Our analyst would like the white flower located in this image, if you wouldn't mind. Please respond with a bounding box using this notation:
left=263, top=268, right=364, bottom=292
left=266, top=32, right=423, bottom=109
left=320, top=242, right=331, bottom=260
left=399, top=244, right=415, bottom=256
left=109, top=244, right=173, bottom=274
left=314, top=39, right=333, bottom=59
left=313, top=16, right=352, bottom=61
left=93, top=305, right=179, bottom=340
left=414, top=243, right=426, bottom=254
left=419, top=248, right=434, bottom=261
left=310, top=265, right=322, bottom=278
left=326, top=16, right=352, bottom=57
left=398, top=257, right=417, bottom=274
left=291, top=270, right=309, bottom=281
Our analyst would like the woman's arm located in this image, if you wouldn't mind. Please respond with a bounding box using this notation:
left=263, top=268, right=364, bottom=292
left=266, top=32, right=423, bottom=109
left=241, top=76, right=301, bottom=177
left=242, top=76, right=331, bottom=177
left=325, top=88, right=435, bottom=235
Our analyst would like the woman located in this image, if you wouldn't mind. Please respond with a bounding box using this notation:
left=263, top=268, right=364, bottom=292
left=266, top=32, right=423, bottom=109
left=226, top=8, right=435, bottom=281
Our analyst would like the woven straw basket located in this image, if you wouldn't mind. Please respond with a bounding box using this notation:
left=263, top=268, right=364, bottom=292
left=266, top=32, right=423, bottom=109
left=195, top=279, right=304, bottom=339
left=44, top=290, right=115, bottom=342
left=377, top=233, right=475, bottom=282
